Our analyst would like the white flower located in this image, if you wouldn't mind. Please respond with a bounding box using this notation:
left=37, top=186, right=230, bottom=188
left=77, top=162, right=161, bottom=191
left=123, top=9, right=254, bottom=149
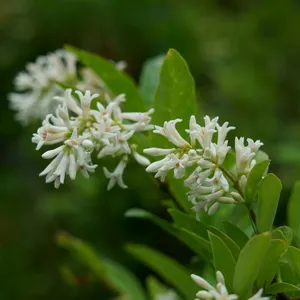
left=103, top=159, right=128, bottom=190
left=143, top=148, right=176, bottom=156
left=154, top=119, right=190, bottom=148
left=54, top=89, right=99, bottom=118
left=191, top=272, right=269, bottom=300
left=33, top=87, right=153, bottom=188
left=248, top=289, right=269, bottom=300
left=216, top=122, right=235, bottom=145
left=235, top=137, right=263, bottom=175
left=186, top=115, right=218, bottom=149
left=133, top=152, right=151, bottom=166
left=155, top=290, right=179, bottom=300
left=39, top=128, right=97, bottom=188
left=9, top=49, right=77, bottom=124
left=191, top=271, right=238, bottom=300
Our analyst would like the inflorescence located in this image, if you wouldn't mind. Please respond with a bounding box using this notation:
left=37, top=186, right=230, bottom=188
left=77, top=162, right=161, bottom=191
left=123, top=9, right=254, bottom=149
left=144, top=116, right=263, bottom=218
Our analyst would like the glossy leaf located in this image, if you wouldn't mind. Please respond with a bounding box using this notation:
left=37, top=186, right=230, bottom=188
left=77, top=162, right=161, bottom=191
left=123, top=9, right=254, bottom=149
left=152, top=48, right=198, bottom=146
left=209, top=226, right=240, bottom=260
left=245, top=160, right=270, bottom=203
left=254, top=150, right=269, bottom=163
left=288, top=181, right=300, bottom=238
left=208, top=232, right=236, bottom=291
left=139, top=54, right=165, bottom=107
left=126, top=244, right=198, bottom=299
left=280, top=246, right=300, bottom=282
left=257, top=173, right=282, bottom=233
left=233, top=232, right=270, bottom=298
left=125, top=208, right=210, bottom=257
left=223, top=221, right=249, bottom=249
left=177, top=228, right=211, bottom=259
left=265, top=282, right=300, bottom=294
left=125, top=208, right=177, bottom=235
left=65, top=45, right=145, bottom=112
left=150, top=49, right=199, bottom=210
left=56, top=232, right=147, bottom=300
left=168, top=209, right=208, bottom=239
left=272, top=226, right=293, bottom=245
left=256, top=239, right=287, bottom=288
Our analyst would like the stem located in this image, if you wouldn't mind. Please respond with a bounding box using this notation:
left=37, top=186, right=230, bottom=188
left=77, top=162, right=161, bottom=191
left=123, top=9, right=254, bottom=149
left=219, top=166, right=244, bottom=195
left=219, top=166, right=259, bottom=234
left=248, top=205, right=259, bottom=234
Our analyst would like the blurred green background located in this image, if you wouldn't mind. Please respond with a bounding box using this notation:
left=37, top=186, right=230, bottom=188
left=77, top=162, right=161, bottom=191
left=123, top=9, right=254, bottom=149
left=1, top=0, right=300, bottom=299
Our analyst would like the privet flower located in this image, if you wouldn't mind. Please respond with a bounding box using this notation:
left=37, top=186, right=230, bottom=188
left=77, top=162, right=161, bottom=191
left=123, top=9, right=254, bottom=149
left=191, top=272, right=269, bottom=300
left=9, top=48, right=127, bottom=125
left=9, top=49, right=77, bottom=124
left=32, top=88, right=153, bottom=189
left=191, top=271, right=238, bottom=300
left=144, top=116, right=263, bottom=219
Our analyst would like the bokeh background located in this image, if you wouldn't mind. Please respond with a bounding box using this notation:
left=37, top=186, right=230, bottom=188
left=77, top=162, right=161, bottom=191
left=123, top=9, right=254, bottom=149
left=1, top=0, right=300, bottom=299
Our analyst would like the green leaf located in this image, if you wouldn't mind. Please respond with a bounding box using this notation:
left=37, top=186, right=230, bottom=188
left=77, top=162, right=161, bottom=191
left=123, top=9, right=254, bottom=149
left=65, top=45, right=145, bottom=112
left=177, top=228, right=211, bottom=258
left=257, top=173, right=282, bottom=233
left=126, top=244, right=198, bottom=299
left=245, top=160, right=270, bottom=203
left=280, top=246, right=300, bottom=282
left=288, top=181, right=300, bottom=236
left=265, top=282, right=300, bottom=294
left=209, top=226, right=240, bottom=261
left=256, top=239, right=287, bottom=288
left=223, top=221, right=249, bottom=249
left=146, top=276, right=182, bottom=300
left=254, top=150, right=269, bottom=163
left=139, top=54, right=165, bottom=107
left=150, top=49, right=198, bottom=211
left=56, top=232, right=147, bottom=300
left=233, top=232, right=270, bottom=298
left=125, top=209, right=211, bottom=257
left=272, top=226, right=293, bottom=245
left=168, top=209, right=208, bottom=239
left=125, top=208, right=177, bottom=236
left=280, top=262, right=297, bottom=285
left=208, top=232, right=236, bottom=291
left=152, top=48, right=198, bottom=146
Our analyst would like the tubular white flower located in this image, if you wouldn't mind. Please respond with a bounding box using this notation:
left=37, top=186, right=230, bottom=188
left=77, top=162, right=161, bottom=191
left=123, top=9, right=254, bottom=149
left=235, top=137, right=263, bottom=175
left=154, top=119, right=190, bottom=148
left=191, top=271, right=238, bottom=300
left=155, top=290, right=179, bottom=300
left=133, top=152, right=151, bottom=166
left=147, top=115, right=265, bottom=219
left=216, top=122, right=235, bottom=145
left=248, top=289, right=269, bottom=300
left=143, top=148, right=175, bottom=156
left=9, top=49, right=78, bottom=124
left=103, top=159, right=128, bottom=190
left=33, top=88, right=153, bottom=188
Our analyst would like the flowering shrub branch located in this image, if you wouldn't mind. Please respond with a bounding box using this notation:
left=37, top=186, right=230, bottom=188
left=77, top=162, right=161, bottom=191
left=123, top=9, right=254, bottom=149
left=9, top=47, right=300, bottom=300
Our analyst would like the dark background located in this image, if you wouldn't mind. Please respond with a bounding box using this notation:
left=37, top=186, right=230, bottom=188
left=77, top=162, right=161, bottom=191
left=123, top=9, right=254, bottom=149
left=1, top=0, right=300, bottom=299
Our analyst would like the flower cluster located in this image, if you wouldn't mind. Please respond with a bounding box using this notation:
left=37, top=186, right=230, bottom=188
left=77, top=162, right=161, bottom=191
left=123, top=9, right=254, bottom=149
left=144, top=116, right=263, bottom=218
left=191, top=271, right=269, bottom=300
left=32, top=88, right=153, bottom=188
left=9, top=49, right=127, bottom=125
left=9, top=49, right=77, bottom=124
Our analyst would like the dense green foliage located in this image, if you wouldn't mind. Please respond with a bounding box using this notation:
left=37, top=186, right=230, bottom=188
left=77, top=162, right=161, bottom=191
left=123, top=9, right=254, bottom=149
left=2, top=1, right=300, bottom=299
